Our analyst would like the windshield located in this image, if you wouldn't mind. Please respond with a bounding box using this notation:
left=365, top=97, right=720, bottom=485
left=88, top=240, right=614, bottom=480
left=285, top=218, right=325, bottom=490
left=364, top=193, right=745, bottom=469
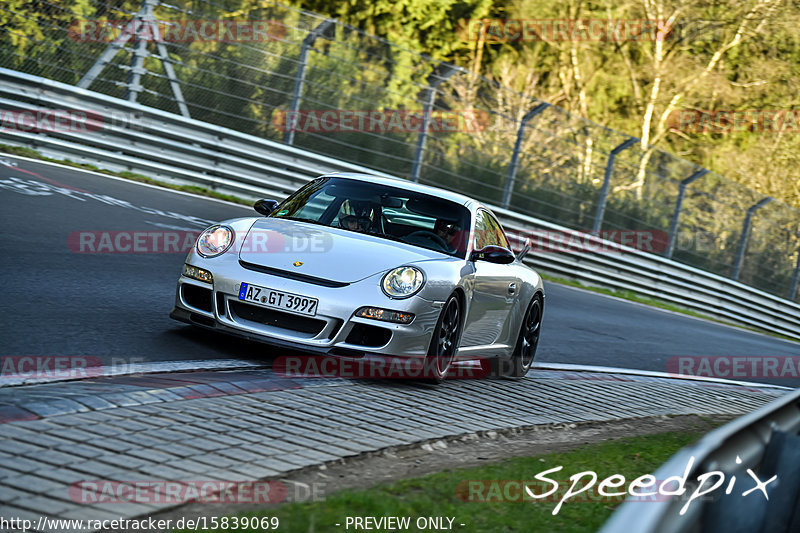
left=271, top=177, right=471, bottom=258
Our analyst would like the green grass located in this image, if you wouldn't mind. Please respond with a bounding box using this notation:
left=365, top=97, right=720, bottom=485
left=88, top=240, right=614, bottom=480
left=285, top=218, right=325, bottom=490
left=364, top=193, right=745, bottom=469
left=177, top=430, right=706, bottom=533
left=0, top=143, right=251, bottom=206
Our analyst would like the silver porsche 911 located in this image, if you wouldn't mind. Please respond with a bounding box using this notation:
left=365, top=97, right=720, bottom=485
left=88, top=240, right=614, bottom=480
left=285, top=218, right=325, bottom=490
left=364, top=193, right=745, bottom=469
left=170, top=173, right=544, bottom=380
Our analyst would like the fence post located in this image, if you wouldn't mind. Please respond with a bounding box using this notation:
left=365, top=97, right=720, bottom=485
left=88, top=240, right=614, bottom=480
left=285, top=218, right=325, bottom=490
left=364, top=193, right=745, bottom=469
left=79, top=0, right=189, bottom=117
left=123, top=0, right=152, bottom=104
left=502, top=103, right=550, bottom=208
left=284, top=18, right=335, bottom=146
left=150, top=18, right=190, bottom=117
left=789, top=245, right=800, bottom=300
left=731, top=197, right=773, bottom=281
left=592, top=137, right=638, bottom=233
left=665, top=168, right=709, bottom=259
left=410, top=63, right=461, bottom=182
left=78, top=2, right=147, bottom=90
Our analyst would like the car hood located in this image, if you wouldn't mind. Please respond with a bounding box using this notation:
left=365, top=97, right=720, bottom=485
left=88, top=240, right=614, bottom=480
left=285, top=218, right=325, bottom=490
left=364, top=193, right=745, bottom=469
left=238, top=218, right=447, bottom=283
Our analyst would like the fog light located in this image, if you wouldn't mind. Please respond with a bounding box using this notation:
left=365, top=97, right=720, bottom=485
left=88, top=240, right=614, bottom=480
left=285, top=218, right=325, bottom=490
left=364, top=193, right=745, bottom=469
left=355, top=307, right=414, bottom=324
left=183, top=264, right=213, bottom=283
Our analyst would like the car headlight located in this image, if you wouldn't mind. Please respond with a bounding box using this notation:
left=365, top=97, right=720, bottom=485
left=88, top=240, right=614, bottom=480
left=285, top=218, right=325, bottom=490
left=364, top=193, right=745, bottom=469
left=196, top=225, right=234, bottom=258
left=356, top=307, right=415, bottom=324
left=381, top=266, right=424, bottom=299
left=183, top=264, right=213, bottom=283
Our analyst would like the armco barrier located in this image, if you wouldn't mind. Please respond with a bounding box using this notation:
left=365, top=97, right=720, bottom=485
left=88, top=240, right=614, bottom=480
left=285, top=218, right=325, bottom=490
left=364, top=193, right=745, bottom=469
left=600, top=387, right=800, bottom=533
left=1, top=67, right=799, bottom=339
left=0, top=68, right=397, bottom=200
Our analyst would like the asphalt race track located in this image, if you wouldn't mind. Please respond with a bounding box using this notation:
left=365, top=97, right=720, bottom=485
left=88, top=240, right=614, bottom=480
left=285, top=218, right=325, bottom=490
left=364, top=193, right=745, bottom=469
left=2, top=155, right=799, bottom=387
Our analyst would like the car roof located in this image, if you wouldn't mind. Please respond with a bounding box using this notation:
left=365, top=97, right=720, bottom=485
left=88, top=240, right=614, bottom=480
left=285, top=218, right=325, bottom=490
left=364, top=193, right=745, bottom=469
left=321, top=172, right=480, bottom=209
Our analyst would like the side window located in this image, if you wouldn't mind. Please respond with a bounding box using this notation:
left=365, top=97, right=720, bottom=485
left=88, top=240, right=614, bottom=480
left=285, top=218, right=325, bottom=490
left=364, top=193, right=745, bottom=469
left=485, top=212, right=509, bottom=248
left=474, top=210, right=509, bottom=249
left=474, top=210, right=494, bottom=249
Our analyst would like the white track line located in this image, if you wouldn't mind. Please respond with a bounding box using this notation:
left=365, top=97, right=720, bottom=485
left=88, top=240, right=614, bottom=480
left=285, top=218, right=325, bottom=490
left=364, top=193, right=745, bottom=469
left=1, top=153, right=254, bottom=210
left=0, top=358, right=267, bottom=388
left=4, top=154, right=794, bottom=392
left=532, top=362, right=792, bottom=390
left=11, top=153, right=798, bottom=347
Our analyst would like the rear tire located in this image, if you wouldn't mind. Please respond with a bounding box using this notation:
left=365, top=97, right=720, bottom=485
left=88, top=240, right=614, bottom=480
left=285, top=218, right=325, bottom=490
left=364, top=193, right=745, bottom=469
left=492, top=294, right=542, bottom=378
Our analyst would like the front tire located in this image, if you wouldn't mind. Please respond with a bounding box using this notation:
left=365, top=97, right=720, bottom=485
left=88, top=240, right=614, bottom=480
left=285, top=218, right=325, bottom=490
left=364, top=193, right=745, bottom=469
left=426, top=294, right=462, bottom=382
left=493, top=293, right=542, bottom=378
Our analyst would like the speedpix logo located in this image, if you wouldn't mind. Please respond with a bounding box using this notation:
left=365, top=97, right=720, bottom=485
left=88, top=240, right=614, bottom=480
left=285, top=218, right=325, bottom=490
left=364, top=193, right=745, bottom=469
left=458, top=455, right=775, bottom=515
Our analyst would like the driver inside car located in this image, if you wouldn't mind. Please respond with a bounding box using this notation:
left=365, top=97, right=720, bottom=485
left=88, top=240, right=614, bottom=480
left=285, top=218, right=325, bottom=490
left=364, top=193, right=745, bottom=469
left=338, top=199, right=378, bottom=233
left=434, top=219, right=459, bottom=251
left=339, top=214, right=372, bottom=232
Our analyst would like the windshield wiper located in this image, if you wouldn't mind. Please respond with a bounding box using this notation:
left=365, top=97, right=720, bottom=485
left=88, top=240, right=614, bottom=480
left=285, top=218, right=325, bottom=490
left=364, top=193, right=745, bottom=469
left=277, top=216, right=325, bottom=226
left=368, top=231, right=407, bottom=243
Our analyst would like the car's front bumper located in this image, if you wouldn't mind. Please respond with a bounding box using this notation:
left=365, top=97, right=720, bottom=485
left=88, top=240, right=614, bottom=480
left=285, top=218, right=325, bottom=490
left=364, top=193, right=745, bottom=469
left=170, top=261, right=444, bottom=358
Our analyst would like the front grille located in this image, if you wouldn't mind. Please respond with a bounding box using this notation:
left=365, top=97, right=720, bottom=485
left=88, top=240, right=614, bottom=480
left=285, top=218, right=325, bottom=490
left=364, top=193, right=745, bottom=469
left=182, top=284, right=213, bottom=312
left=229, top=300, right=326, bottom=335
left=345, top=324, right=392, bottom=347
left=238, top=260, right=350, bottom=288
left=216, top=292, right=226, bottom=317
left=325, top=319, right=344, bottom=340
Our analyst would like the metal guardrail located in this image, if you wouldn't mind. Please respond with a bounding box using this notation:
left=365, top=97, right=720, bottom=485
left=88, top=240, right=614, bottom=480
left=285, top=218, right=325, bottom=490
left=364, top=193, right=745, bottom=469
left=600, top=387, right=800, bottom=533
left=0, top=68, right=397, bottom=200
left=6, top=0, right=800, bottom=302
left=499, top=209, right=800, bottom=340
left=2, top=67, right=800, bottom=340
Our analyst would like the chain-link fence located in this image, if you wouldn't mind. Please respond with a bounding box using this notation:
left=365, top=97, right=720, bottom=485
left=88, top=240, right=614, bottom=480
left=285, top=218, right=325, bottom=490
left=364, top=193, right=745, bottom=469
left=2, top=0, right=799, bottom=303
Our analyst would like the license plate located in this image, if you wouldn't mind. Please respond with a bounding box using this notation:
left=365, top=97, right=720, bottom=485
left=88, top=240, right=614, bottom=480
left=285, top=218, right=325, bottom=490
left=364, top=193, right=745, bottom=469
left=238, top=283, right=319, bottom=316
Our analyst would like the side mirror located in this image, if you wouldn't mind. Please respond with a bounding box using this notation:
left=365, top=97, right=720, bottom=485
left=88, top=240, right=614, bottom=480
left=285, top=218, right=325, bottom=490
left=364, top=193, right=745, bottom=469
left=516, top=238, right=532, bottom=262
left=470, top=245, right=515, bottom=264
left=254, top=199, right=279, bottom=216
